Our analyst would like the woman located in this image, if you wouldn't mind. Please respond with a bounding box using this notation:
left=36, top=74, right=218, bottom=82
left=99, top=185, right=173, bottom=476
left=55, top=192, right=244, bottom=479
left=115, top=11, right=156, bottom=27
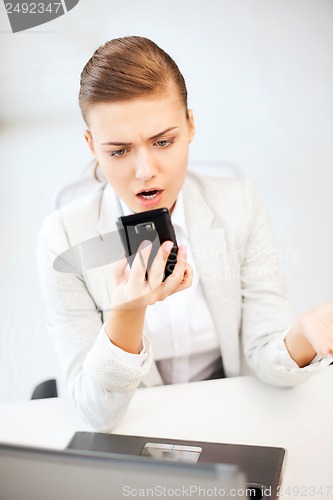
left=37, top=36, right=333, bottom=431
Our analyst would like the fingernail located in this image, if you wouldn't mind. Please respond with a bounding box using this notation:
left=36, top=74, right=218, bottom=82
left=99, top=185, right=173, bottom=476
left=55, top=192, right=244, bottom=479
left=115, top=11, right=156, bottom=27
left=140, top=240, right=152, bottom=250
left=164, top=241, right=173, bottom=253
left=181, top=245, right=187, bottom=257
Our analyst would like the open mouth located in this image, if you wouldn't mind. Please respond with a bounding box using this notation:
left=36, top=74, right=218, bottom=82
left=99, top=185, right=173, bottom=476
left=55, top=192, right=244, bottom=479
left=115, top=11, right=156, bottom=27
left=138, top=189, right=161, bottom=200
left=136, top=188, right=164, bottom=207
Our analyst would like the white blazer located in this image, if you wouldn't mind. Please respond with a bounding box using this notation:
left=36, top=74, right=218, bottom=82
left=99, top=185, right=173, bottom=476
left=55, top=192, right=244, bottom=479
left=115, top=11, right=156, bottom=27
left=37, top=171, right=323, bottom=431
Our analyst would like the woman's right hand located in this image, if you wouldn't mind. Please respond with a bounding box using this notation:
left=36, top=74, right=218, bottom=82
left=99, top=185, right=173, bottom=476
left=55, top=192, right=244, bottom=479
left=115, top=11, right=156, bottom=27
left=109, top=240, right=193, bottom=312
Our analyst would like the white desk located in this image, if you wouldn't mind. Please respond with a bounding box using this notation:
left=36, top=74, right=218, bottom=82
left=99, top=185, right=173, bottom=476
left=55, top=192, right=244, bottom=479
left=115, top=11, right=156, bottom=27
left=1, top=368, right=333, bottom=499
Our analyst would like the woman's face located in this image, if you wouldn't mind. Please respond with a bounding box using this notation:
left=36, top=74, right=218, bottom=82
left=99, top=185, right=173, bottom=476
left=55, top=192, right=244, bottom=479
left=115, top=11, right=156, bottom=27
left=84, top=87, right=195, bottom=214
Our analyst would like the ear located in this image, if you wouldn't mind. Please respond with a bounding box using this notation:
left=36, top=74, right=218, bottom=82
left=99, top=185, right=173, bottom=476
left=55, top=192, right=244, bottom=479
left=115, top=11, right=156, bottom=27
left=84, top=130, right=96, bottom=156
left=187, top=109, right=195, bottom=143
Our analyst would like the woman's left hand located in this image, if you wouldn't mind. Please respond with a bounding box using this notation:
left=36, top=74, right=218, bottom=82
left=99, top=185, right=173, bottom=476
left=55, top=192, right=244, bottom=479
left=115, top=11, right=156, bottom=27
left=301, top=301, right=333, bottom=357
left=285, top=301, right=333, bottom=367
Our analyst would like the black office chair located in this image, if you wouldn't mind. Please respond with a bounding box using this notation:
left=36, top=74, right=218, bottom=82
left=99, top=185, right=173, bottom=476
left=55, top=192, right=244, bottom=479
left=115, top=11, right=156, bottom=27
left=31, top=379, right=58, bottom=400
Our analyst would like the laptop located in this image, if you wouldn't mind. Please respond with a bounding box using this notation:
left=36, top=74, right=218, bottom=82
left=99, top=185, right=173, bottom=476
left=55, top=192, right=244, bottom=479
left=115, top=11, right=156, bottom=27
left=0, top=441, right=246, bottom=500
left=67, top=432, right=286, bottom=499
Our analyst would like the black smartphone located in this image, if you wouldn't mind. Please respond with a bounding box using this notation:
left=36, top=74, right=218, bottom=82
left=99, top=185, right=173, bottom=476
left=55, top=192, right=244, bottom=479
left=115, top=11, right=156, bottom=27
left=116, top=208, right=178, bottom=281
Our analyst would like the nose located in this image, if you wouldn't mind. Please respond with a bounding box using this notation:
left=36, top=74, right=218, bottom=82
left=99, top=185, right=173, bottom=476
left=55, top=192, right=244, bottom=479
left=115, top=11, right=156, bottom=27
left=134, top=150, right=158, bottom=181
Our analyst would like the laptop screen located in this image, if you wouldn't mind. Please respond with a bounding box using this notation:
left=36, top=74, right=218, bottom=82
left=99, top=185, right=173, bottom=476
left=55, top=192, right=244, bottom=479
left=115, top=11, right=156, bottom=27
left=0, top=442, right=247, bottom=500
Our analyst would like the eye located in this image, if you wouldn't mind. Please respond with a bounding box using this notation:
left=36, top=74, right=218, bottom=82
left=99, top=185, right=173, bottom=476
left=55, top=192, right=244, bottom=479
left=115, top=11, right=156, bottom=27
left=110, top=149, right=128, bottom=157
left=155, top=139, right=174, bottom=148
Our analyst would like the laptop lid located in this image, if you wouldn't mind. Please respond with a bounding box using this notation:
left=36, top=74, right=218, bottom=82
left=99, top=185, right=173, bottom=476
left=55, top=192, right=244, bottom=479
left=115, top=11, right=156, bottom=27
left=0, top=442, right=246, bottom=500
left=67, top=432, right=285, bottom=499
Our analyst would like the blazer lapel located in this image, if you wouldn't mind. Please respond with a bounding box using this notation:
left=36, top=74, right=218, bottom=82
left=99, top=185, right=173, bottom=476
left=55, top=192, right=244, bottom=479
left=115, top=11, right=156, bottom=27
left=183, top=173, right=241, bottom=376
left=96, top=183, right=118, bottom=235
left=92, top=183, right=121, bottom=313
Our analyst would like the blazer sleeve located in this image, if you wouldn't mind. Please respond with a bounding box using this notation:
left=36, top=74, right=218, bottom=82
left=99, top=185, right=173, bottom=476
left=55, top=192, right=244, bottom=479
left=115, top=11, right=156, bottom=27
left=36, top=211, right=153, bottom=431
left=240, top=180, right=332, bottom=387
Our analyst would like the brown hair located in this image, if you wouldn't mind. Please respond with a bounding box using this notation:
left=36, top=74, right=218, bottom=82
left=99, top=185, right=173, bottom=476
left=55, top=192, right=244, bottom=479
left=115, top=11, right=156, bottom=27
left=79, top=36, right=189, bottom=180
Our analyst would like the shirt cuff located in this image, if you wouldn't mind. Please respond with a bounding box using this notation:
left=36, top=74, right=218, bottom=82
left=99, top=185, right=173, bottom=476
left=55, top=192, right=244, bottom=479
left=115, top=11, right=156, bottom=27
left=102, top=325, right=148, bottom=368
left=276, top=327, right=333, bottom=371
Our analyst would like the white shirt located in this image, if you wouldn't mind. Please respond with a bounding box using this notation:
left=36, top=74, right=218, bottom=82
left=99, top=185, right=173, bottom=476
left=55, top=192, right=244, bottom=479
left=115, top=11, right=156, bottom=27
left=106, top=191, right=223, bottom=384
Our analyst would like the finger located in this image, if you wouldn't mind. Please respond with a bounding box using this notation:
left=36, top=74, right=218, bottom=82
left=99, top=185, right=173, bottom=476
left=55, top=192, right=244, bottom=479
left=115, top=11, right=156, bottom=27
left=313, top=333, right=333, bottom=357
left=169, top=263, right=194, bottom=295
left=128, top=240, right=152, bottom=287
left=162, top=263, right=193, bottom=299
left=109, top=257, right=128, bottom=285
left=306, top=327, right=333, bottom=357
left=148, top=240, right=174, bottom=289
left=160, top=245, right=188, bottom=295
left=315, top=343, right=333, bottom=357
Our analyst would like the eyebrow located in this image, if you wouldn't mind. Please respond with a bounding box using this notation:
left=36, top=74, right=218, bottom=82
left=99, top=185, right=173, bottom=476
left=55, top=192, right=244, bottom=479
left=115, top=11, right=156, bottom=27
left=100, top=126, right=180, bottom=146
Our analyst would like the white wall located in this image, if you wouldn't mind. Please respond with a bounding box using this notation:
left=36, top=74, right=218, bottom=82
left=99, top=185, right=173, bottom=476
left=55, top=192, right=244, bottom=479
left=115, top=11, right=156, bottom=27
left=0, top=0, right=332, bottom=402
